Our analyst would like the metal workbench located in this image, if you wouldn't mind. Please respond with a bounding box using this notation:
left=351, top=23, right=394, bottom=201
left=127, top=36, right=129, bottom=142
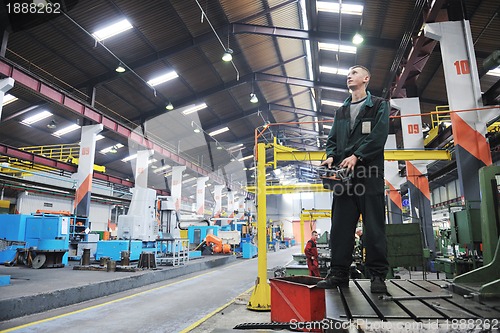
left=324, top=279, right=500, bottom=332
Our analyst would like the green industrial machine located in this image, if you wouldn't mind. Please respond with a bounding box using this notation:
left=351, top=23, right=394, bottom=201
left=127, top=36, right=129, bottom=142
left=434, top=204, right=483, bottom=278
left=452, top=165, right=500, bottom=300
left=386, top=223, right=427, bottom=278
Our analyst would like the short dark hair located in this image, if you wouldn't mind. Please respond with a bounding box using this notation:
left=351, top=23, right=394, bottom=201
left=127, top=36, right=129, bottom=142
left=312, top=230, right=318, bottom=235
left=349, top=65, right=371, bottom=77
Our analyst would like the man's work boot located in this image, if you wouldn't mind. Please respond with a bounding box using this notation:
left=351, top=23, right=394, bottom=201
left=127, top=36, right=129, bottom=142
left=370, top=276, right=387, bottom=293
left=316, top=272, right=349, bottom=289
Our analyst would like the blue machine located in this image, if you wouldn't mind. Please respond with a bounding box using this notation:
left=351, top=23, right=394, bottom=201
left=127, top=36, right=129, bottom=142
left=0, top=214, right=69, bottom=267
left=187, top=225, right=219, bottom=246
left=95, top=240, right=144, bottom=261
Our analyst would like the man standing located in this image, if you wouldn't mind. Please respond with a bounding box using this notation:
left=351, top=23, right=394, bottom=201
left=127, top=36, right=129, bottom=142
left=316, top=65, right=390, bottom=293
left=304, top=230, right=320, bottom=277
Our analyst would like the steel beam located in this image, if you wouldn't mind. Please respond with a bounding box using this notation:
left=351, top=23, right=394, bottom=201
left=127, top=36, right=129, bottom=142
left=0, top=57, right=224, bottom=186
left=273, top=145, right=451, bottom=165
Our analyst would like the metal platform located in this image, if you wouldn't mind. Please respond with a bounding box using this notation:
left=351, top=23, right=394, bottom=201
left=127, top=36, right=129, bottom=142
left=324, top=279, right=500, bottom=332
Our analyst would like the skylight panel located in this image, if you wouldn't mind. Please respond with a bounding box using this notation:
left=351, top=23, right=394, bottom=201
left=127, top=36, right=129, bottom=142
left=317, top=2, right=363, bottom=15
left=52, top=124, right=81, bottom=137
left=320, top=66, right=350, bottom=76
left=2, top=94, right=18, bottom=106
left=21, top=110, right=52, bottom=125
left=182, top=103, right=207, bottom=115
left=92, top=19, right=133, bottom=41
left=147, top=71, right=179, bottom=87
left=318, top=42, right=357, bottom=54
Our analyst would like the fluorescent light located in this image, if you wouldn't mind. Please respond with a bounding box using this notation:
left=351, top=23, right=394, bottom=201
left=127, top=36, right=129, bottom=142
left=322, top=99, right=344, bottom=107
left=121, top=154, right=137, bottom=162
left=92, top=19, right=133, bottom=41
left=147, top=71, right=179, bottom=87
left=100, top=143, right=124, bottom=154
left=318, top=42, right=357, bottom=54
left=2, top=94, right=18, bottom=106
left=148, top=158, right=157, bottom=165
left=153, top=165, right=171, bottom=173
left=182, top=103, right=207, bottom=115
left=228, top=143, right=244, bottom=151
left=320, top=66, right=350, bottom=76
left=182, top=177, right=197, bottom=184
left=95, top=134, right=105, bottom=141
left=21, top=110, right=52, bottom=125
left=486, top=67, right=500, bottom=77
left=238, top=155, right=254, bottom=162
left=52, top=124, right=81, bottom=137
left=208, top=126, right=229, bottom=136
left=317, top=2, right=363, bottom=15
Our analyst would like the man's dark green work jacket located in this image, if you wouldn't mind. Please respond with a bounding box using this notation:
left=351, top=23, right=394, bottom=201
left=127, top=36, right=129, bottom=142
left=325, top=91, right=389, bottom=195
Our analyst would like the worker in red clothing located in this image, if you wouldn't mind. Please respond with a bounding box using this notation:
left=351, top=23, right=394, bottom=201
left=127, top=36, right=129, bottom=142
left=304, top=230, right=320, bottom=277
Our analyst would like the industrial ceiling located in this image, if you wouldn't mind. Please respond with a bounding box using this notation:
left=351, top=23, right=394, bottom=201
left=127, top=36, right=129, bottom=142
left=0, top=0, right=499, bottom=201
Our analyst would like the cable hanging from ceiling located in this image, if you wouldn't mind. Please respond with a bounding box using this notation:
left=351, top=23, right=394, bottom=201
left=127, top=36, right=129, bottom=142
left=54, top=2, right=173, bottom=108
left=194, top=0, right=240, bottom=81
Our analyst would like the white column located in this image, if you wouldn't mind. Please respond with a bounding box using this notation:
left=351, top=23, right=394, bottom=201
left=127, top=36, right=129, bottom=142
left=196, top=176, right=209, bottom=215
left=171, top=166, right=186, bottom=211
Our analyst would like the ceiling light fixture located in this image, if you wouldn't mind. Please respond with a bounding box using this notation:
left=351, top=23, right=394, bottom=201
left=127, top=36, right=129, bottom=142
left=194, top=0, right=240, bottom=80
left=250, top=93, right=259, bottom=104
left=92, top=19, right=133, bottom=41
left=165, top=101, right=174, bottom=110
left=208, top=126, right=229, bottom=137
left=222, top=48, right=233, bottom=62
left=182, top=103, right=207, bottom=115
left=147, top=71, right=179, bottom=87
left=52, top=124, right=81, bottom=137
left=46, top=119, right=57, bottom=129
left=250, top=76, right=259, bottom=103
left=352, top=33, right=364, bottom=45
left=21, top=110, right=53, bottom=125
left=115, top=63, right=126, bottom=73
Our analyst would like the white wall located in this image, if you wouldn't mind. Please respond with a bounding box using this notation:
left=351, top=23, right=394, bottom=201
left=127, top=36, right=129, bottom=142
left=16, top=192, right=111, bottom=231
left=265, top=191, right=333, bottom=238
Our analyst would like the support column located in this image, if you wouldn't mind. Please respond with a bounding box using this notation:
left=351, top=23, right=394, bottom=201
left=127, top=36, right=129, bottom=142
left=73, top=124, right=103, bottom=217
left=391, top=98, right=435, bottom=252
left=195, top=176, right=209, bottom=215
left=237, top=196, right=246, bottom=220
left=213, top=185, right=224, bottom=217
left=248, top=142, right=270, bottom=310
left=171, top=166, right=186, bottom=211
left=0, top=77, right=14, bottom=120
left=227, top=190, right=235, bottom=219
left=135, top=150, right=154, bottom=189
left=384, top=135, right=404, bottom=224
left=424, top=21, right=492, bottom=205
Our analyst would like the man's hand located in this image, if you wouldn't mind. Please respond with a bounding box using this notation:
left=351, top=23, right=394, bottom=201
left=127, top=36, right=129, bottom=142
left=321, top=157, right=334, bottom=169
left=339, top=155, right=358, bottom=172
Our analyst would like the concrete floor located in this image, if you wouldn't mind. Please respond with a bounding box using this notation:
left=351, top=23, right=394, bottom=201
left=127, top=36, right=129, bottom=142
left=0, top=246, right=298, bottom=332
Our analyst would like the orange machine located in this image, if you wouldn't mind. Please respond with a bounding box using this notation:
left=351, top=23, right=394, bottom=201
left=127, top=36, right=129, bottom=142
left=205, top=234, right=231, bottom=254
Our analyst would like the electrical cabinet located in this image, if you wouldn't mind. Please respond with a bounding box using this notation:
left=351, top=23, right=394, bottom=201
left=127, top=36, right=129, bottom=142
left=68, top=216, right=89, bottom=258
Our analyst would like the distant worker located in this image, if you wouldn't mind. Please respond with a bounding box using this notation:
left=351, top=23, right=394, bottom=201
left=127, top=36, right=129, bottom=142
left=304, top=230, right=320, bottom=277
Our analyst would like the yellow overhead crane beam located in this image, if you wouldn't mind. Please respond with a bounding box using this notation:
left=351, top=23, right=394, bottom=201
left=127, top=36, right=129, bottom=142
left=272, top=140, right=451, bottom=169
left=246, top=183, right=327, bottom=194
